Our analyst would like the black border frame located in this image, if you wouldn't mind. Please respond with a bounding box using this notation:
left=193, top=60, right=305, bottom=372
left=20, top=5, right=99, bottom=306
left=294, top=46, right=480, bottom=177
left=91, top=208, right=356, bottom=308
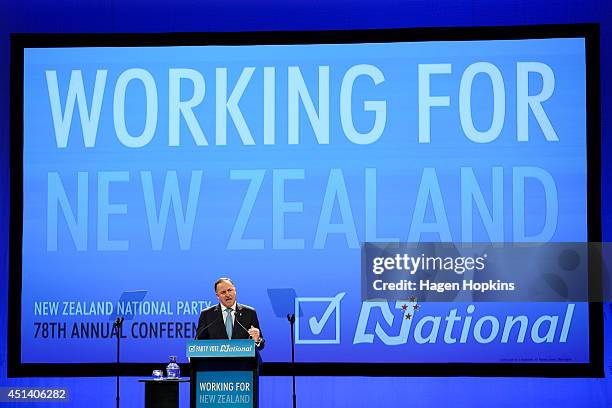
left=8, top=23, right=603, bottom=378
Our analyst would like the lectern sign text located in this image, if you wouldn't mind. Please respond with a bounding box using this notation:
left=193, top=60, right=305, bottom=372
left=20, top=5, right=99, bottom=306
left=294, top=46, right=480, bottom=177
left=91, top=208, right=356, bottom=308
left=196, top=371, right=253, bottom=408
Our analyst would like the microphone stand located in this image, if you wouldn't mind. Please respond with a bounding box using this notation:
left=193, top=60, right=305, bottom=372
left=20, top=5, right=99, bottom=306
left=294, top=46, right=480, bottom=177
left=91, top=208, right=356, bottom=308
left=112, top=317, right=124, bottom=408
left=287, top=314, right=297, bottom=408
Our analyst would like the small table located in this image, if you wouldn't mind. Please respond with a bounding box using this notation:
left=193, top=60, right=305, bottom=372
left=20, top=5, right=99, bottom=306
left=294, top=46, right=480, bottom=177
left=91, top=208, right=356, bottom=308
left=138, top=379, right=190, bottom=408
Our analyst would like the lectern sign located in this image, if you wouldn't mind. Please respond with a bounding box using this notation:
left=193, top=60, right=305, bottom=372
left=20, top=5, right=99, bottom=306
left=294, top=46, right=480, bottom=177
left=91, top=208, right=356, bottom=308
left=196, top=371, right=253, bottom=407
left=187, top=340, right=258, bottom=408
left=187, top=339, right=255, bottom=358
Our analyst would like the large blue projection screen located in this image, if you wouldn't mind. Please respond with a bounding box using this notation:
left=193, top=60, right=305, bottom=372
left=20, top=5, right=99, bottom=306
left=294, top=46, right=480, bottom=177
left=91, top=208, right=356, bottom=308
left=20, top=37, right=588, bottom=365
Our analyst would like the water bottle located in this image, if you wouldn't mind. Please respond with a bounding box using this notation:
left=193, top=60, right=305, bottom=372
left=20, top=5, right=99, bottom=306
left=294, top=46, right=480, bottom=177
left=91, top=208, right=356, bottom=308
left=166, top=356, right=180, bottom=379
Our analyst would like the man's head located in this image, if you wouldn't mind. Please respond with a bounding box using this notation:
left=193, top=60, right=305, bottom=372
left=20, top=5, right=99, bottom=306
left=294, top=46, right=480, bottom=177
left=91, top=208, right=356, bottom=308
left=215, top=278, right=236, bottom=309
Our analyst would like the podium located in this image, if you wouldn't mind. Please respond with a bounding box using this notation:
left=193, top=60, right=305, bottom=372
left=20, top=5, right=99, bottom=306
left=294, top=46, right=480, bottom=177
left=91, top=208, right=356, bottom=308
left=187, top=340, right=260, bottom=408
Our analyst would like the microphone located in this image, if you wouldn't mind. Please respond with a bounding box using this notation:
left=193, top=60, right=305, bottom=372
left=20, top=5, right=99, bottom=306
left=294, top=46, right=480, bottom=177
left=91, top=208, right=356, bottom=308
left=234, top=311, right=264, bottom=349
left=195, top=317, right=219, bottom=339
left=113, top=316, right=124, bottom=328
left=232, top=311, right=252, bottom=337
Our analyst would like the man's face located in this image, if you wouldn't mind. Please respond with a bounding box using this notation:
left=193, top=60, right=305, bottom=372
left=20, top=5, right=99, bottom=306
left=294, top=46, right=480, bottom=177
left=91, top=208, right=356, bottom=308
left=215, top=280, right=236, bottom=309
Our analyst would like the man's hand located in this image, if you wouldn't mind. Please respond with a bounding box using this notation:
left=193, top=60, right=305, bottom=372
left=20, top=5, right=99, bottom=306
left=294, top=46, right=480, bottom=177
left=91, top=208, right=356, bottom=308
left=248, top=326, right=261, bottom=342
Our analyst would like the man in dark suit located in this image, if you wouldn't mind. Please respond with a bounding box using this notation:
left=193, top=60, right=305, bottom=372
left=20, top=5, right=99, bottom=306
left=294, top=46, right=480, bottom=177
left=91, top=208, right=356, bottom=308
left=195, top=277, right=265, bottom=350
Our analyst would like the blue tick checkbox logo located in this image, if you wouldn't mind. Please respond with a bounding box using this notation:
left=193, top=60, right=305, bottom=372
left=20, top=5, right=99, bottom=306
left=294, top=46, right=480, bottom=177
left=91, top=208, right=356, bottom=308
left=294, top=293, right=345, bottom=344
